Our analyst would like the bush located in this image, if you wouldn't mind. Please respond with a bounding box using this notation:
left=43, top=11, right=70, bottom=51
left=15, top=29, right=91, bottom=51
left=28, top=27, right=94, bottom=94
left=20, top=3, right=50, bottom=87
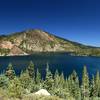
left=7, top=77, right=24, bottom=98
left=0, top=74, right=9, bottom=89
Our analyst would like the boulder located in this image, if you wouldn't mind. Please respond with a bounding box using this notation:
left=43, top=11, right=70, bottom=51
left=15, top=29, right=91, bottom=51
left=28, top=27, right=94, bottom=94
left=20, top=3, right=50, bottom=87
left=35, top=89, right=50, bottom=96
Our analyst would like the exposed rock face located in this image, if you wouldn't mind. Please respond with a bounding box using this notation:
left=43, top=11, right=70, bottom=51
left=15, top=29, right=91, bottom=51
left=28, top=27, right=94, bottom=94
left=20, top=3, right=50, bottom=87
left=35, top=89, right=50, bottom=96
left=8, top=46, right=27, bottom=56
left=0, top=41, right=13, bottom=49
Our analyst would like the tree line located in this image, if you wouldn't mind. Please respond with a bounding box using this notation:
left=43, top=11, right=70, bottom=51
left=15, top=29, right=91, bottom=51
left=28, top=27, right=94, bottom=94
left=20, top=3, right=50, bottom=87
left=0, top=61, right=100, bottom=100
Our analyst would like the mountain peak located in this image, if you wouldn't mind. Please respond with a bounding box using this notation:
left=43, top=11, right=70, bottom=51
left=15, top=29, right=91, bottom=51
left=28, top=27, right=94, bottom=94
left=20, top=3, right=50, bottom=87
left=23, top=29, right=46, bottom=33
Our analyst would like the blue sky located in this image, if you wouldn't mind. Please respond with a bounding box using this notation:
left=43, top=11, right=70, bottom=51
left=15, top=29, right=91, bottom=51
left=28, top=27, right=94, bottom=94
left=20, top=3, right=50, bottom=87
left=0, top=0, right=100, bottom=47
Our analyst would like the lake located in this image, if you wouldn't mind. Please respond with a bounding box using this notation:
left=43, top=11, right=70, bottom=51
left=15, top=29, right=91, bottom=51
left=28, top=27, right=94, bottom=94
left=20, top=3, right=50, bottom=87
left=0, top=52, right=100, bottom=79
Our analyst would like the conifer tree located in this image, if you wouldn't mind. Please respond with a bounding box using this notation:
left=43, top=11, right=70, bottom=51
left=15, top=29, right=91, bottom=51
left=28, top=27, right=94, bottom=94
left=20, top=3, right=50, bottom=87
left=44, top=63, right=54, bottom=92
left=57, top=73, right=66, bottom=98
left=53, top=70, right=61, bottom=96
left=70, top=70, right=81, bottom=100
left=95, top=71, right=100, bottom=97
left=90, top=75, right=96, bottom=98
left=59, top=73, right=65, bottom=88
left=35, top=69, right=42, bottom=89
left=5, top=63, right=15, bottom=80
left=64, top=78, right=70, bottom=99
left=27, top=61, right=35, bottom=78
left=68, top=75, right=72, bottom=93
left=90, top=72, right=100, bottom=99
left=19, top=70, right=33, bottom=93
left=54, top=71, right=67, bottom=98
left=81, top=66, right=90, bottom=100
left=7, top=77, right=24, bottom=98
left=54, top=70, right=60, bottom=88
left=36, top=69, right=41, bottom=84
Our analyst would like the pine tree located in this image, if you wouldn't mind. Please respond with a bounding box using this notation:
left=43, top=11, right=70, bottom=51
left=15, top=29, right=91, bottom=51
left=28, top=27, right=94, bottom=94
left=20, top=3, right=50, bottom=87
left=27, top=61, right=35, bottom=78
left=53, top=70, right=61, bottom=96
left=57, top=73, right=65, bottom=98
left=54, top=71, right=69, bottom=99
left=90, top=75, right=96, bottom=98
left=70, top=70, right=81, bottom=100
left=36, top=69, right=41, bottom=84
left=54, top=70, right=60, bottom=88
left=64, top=78, right=70, bottom=98
left=19, top=70, right=34, bottom=93
left=59, top=73, right=65, bottom=88
left=95, top=71, right=100, bottom=97
left=44, top=63, right=54, bottom=92
left=7, top=77, right=24, bottom=98
left=90, top=72, right=100, bottom=99
left=5, top=63, right=15, bottom=80
left=81, top=66, right=90, bottom=100
left=64, top=78, right=76, bottom=100
left=35, top=69, right=42, bottom=89
left=68, top=75, right=72, bottom=94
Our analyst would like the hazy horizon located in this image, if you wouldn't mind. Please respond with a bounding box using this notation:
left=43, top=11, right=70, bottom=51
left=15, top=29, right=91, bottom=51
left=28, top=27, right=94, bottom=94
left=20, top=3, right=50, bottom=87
left=0, top=0, right=99, bottom=47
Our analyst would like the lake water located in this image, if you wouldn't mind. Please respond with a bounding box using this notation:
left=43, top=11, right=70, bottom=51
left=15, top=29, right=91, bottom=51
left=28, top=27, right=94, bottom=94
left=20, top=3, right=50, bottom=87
left=0, top=52, right=100, bottom=79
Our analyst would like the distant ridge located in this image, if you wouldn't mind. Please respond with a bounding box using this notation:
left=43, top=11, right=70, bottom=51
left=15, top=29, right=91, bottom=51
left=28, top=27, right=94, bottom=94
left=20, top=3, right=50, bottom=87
left=0, top=29, right=100, bottom=56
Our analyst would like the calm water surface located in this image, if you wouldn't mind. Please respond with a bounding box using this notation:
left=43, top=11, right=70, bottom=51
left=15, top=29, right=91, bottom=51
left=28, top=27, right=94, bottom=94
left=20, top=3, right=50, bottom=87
left=0, top=52, right=100, bottom=79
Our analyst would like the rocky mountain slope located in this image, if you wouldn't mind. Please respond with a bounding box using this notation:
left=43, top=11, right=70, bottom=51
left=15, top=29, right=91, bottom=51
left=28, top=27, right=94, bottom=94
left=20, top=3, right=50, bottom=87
left=0, top=29, right=100, bottom=56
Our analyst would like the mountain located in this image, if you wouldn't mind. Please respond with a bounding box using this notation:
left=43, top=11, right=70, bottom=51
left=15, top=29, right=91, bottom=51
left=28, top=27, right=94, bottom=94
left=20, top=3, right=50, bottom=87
left=0, top=29, right=100, bottom=56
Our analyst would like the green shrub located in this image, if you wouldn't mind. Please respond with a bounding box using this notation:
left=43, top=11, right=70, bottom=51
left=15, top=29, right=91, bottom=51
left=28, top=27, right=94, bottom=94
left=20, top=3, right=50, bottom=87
left=7, top=77, right=24, bottom=98
left=0, top=74, right=9, bottom=88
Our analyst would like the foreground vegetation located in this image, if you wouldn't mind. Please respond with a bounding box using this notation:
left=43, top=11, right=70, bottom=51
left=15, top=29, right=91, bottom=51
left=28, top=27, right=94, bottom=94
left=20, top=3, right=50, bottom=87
left=0, top=62, right=100, bottom=100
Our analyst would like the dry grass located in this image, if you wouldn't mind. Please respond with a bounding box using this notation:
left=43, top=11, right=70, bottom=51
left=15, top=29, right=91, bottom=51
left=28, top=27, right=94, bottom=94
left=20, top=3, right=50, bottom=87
left=22, top=95, right=63, bottom=100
